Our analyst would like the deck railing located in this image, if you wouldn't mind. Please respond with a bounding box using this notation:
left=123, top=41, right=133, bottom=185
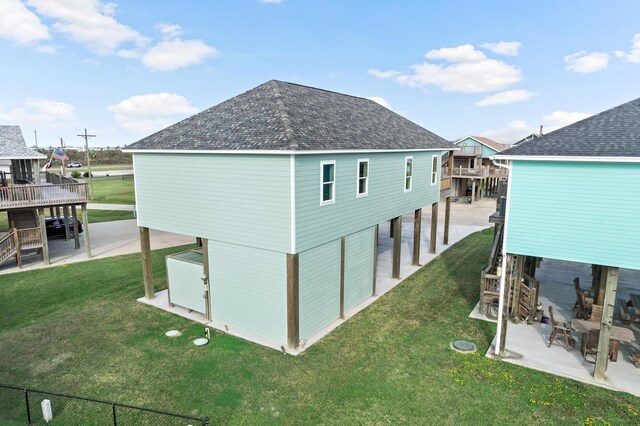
left=489, top=168, right=508, bottom=177
left=0, top=231, right=16, bottom=265
left=452, top=166, right=489, bottom=178
left=0, top=183, right=87, bottom=209
left=455, top=145, right=482, bottom=156
left=45, top=171, right=79, bottom=185
left=17, top=227, right=42, bottom=249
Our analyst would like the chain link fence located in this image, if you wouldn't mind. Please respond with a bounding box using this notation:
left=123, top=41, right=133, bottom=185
left=0, top=384, right=209, bottom=425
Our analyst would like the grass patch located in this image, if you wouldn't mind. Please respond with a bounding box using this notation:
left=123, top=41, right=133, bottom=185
left=0, top=230, right=637, bottom=424
left=89, top=178, right=135, bottom=205
left=87, top=209, right=134, bottom=223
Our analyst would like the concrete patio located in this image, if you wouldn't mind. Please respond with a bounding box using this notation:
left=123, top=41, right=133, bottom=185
left=473, top=257, right=640, bottom=397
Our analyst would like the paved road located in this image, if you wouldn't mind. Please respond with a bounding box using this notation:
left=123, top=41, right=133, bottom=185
left=87, top=203, right=135, bottom=211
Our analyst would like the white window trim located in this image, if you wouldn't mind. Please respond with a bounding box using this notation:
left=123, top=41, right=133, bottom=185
left=431, top=154, right=438, bottom=186
left=404, top=156, right=413, bottom=192
left=320, top=160, right=336, bottom=205
left=356, top=158, right=369, bottom=197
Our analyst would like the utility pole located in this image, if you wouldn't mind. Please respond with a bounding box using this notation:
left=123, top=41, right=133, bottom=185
left=34, top=129, right=39, bottom=149
left=60, top=138, right=65, bottom=176
left=77, top=129, right=96, bottom=200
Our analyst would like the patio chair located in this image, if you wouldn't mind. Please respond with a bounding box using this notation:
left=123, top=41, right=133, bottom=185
left=574, top=290, right=593, bottom=319
left=581, top=329, right=599, bottom=364
left=589, top=304, right=603, bottom=323
left=574, top=277, right=595, bottom=299
left=548, top=306, right=574, bottom=351
left=573, top=278, right=594, bottom=314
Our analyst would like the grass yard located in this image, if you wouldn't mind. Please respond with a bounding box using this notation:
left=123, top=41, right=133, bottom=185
left=89, top=178, right=135, bottom=205
left=0, top=229, right=638, bottom=424
left=0, top=210, right=133, bottom=232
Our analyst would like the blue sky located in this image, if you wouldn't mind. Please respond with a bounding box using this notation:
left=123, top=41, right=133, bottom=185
left=1, top=0, right=640, bottom=147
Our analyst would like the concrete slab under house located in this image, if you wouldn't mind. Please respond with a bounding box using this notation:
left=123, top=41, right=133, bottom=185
left=126, top=80, right=461, bottom=354
left=478, top=96, right=640, bottom=394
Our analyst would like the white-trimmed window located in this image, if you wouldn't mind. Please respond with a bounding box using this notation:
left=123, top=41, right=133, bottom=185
left=404, top=156, right=413, bottom=192
left=431, top=155, right=438, bottom=185
left=356, top=159, right=369, bottom=197
left=320, top=160, right=335, bottom=205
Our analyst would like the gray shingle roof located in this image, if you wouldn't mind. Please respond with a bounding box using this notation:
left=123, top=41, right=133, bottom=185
left=126, top=80, right=454, bottom=152
left=0, top=125, right=46, bottom=159
left=498, top=97, right=640, bottom=157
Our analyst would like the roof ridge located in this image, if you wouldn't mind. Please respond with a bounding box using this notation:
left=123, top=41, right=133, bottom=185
left=272, top=79, right=376, bottom=104
left=268, top=80, right=297, bottom=149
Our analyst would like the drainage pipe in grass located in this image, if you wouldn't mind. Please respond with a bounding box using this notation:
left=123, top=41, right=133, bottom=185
left=492, top=157, right=512, bottom=357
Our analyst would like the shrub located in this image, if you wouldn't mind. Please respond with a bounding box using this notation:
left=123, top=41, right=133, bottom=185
left=71, top=171, right=82, bottom=179
left=82, top=171, right=92, bottom=178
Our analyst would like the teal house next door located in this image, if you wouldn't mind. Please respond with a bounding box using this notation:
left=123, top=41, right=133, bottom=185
left=125, top=80, right=455, bottom=353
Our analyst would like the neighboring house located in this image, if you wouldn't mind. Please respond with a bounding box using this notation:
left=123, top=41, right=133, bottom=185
left=451, top=136, right=509, bottom=203
left=125, top=80, right=456, bottom=352
left=512, top=133, right=540, bottom=146
left=492, top=96, right=640, bottom=380
left=0, top=125, right=90, bottom=269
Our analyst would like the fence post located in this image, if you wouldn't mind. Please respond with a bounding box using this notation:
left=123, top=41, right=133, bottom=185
left=112, top=403, right=117, bottom=426
left=24, top=389, right=32, bottom=425
left=204, top=417, right=210, bottom=426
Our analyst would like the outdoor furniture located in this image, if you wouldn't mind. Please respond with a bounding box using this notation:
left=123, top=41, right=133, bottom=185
left=573, top=278, right=593, bottom=319
left=581, top=329, right=600, bottom=364
left=617, top=298, right=632, bottom=325
left=632, top=351, right=640, bottom=368
left=571, top=319, right=635, bottom=362
left=574, top=277, right=595, bottom=300
left=589, top=305, right=603, bottom=324
left=548, top=306, right=574, bottom=351
left=629, top=294, right=640, bottom=324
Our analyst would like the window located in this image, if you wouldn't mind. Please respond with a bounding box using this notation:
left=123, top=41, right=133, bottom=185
left=404, top=157, right=413, bottom=192
left=356, top=159, right=369, bottom=197
left=321, top=161, right=335, bottom=204
left=431, top=155, right=438, bottom=185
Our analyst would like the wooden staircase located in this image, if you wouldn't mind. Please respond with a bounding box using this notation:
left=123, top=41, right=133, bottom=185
left=0, top=230, right=18, bottom=267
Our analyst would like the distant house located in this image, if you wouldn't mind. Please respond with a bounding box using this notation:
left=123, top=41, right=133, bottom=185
left=512, top=133, right=540, bottom=146
left=492, top=97, right=640, bottom=380
left=125, top=80, right=456, bottom=352
left=0, top=125, right=90, bottom=269
left=450, top=136, right=509, bottom=203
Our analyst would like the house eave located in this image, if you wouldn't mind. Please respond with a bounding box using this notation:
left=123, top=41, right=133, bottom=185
left=123, top=147, right=459, bottom=155
left=492, top=155, right=640, bottom=163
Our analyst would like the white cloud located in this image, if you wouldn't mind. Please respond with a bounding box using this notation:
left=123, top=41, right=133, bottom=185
left=156, top=23, right=183, bottom=38
left=542, top=110, right=591, bottom=132
left=425, top=44, right=486, bottom=62
left=28, top=0, right=148, bottom=54
left=108, top=93, right=199, bottom=133
left=368, top=69, right=401, bottom=79
left=481, top=120, right=532, bottom=144
left=365, top=96, right=392, bottom=110
left=0, top=98, right=76, bottom=128
left=615, top=33, right=640, bottom=63
left=481, top=41, right=522, bottom=56
left=0, top=0, right=50, bottom=44
left=475, top=89, right=534, bottom=107
left=564, top=51, right=609, bottom=73
left=36, top=44, right=58, bottom=54
left=142, top=39, right=218, bottom=71
left=370, top=44, right=522, bottom=93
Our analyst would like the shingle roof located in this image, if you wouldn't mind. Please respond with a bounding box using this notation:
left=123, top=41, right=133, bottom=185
left=0, top=125, right=46, bottom=160
left=126, top=80, right=454, bottom=152
left=455, top=136, right=509, bottom=152
left=498, top=97, right=640, bottom=157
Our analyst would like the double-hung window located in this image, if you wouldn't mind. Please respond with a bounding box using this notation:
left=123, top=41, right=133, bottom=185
left=431, top=155, right=438, bottom=185
left=404, top=157, right=413, bottom=192
left=357, top=159, right=369, bottom=197
left=321, top=160, right=335, bottom=205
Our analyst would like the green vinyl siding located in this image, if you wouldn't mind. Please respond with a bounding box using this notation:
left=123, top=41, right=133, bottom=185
left=344, top=227, right=375, bottom=312
left=298, top=239, right=341, bottom=341
left=295, top=151, right=442, bottom=252
left=506, top=161, right=640, bottom=270
left=134, top=153, right=291, bottom=253
left=166, top=254, right=205, bottom=314
left=210, top=241, right=287, bottom=344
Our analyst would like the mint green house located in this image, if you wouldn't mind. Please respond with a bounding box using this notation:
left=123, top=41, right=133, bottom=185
left=451, top=136, right=508, bottom=202
left=125, top=81, right=455, bottom=352
left=492, top=97, right=640, bottom=379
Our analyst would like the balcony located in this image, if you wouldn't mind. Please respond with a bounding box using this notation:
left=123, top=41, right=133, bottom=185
left=455, top=145, right=482, bottom=157
left=451, top=166, right=489, bottom=179
left=0, top=183, right=87, bottom=210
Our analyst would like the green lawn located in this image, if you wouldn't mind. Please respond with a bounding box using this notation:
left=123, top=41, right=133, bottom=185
left=0, top=230, right=638, bottom=424
left=0, top=210, right=133, bottom=232
left=88, top=178, right=135, bottom=205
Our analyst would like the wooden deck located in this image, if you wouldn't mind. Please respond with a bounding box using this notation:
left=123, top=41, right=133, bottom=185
left=0, top=183, right=87, bottom=210
left=451, top=167, right=489, bottom=179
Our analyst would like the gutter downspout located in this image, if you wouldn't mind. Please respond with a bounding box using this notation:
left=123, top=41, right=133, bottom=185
left=492, top=157, right=512, bottom=356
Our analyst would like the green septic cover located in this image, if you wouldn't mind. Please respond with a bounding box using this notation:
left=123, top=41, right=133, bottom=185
left=452, top=340, right=476, bottom=352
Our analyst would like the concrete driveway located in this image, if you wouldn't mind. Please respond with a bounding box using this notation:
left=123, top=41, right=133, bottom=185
left=0, top=219, right=194, bottom=274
